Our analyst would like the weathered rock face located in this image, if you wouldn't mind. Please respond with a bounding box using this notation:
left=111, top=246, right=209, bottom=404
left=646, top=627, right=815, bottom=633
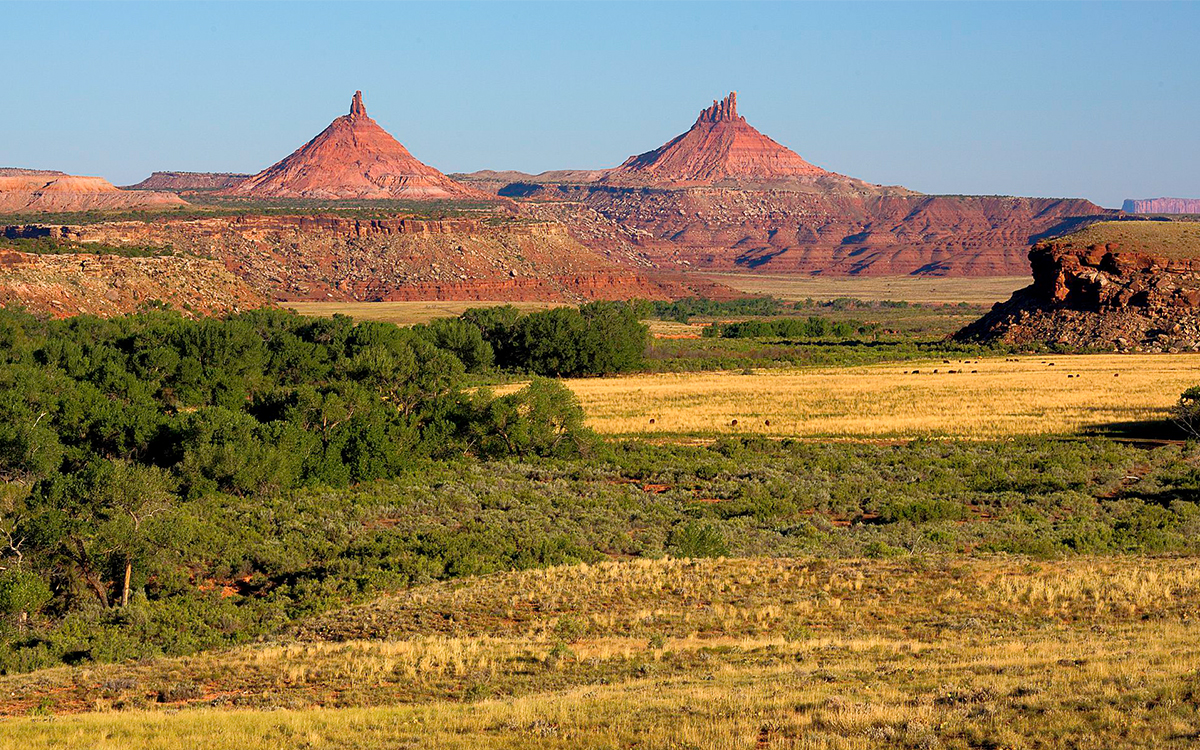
left=0, top=249, right=266, bottom=318
left=126, top=171, right=251, bottom=191
left=224, top=92, right=489, bottom=201
left=1123, top=198, right=1200, bottom=215
left=600, top=92, right=838, bottom=188
left=0, top=168, right=187, bottom=214
left=486, top=185, right=1109, bottom=276
left=955, top=221, right=1200, bottom=351
left=2, top=214, right=721, bottom=304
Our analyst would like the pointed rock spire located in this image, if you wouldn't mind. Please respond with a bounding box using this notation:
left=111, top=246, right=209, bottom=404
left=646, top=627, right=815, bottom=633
left=350, top=90, right=366, bottom=117
left=696, top=92, right=740, bottom=124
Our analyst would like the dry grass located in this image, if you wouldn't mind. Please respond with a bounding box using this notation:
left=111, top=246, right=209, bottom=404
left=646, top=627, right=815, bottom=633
left=562, top=353, right=1200, bottom=438
left=1060, top=220, right=1200, bottom=259
left=696, top=273, right=1030, bottom=305
left=284, top=300, right=565, bottom=326
left=4, top=557, right=1200, bottom=748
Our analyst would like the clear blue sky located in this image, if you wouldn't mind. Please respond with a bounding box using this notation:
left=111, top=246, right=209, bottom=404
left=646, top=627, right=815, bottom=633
left=3, top=1, right=1197, bottom=208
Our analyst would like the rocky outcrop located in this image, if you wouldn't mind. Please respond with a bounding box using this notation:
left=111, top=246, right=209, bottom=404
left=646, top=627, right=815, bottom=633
left=955, top=220, right=1200, bottom=350
left=224, top=91, right=490, bottom=201
left=1123, top=198, right=1200, bottom=215
left=2, top=214, right=721, bottom=304
left=0, top=169, right=187, bottom=214
left=0, top=250, right=266, bottom=318
left=126, top=171, right=251, bottom=191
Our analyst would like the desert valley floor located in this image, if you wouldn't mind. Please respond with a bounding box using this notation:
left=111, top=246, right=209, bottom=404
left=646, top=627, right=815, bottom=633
left=3, top=48, right=1200, bottom=748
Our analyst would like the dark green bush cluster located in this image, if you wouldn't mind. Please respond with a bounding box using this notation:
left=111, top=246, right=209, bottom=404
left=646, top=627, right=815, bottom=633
left=451, top=301, right=647, bottom=376
left=702, top=316, right=880, bottom=339
left=0, top=237, right=175, bottom=258
left=649, top=297, right=786, bottom=323
left=795, top=297, right=919, bottom=311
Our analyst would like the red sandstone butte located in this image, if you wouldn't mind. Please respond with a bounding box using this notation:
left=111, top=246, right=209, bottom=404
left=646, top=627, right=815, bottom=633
left=225, top=92, right=490, bottom=201
left=600, top=92, right=840, bottom=188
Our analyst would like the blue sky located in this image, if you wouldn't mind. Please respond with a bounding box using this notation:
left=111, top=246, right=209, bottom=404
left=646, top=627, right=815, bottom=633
left=3, top=1, right=1197, bottom=208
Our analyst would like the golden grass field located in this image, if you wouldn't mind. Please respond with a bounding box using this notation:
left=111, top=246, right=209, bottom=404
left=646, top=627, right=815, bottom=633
left=562, top=353, right=1200, bottom=438
left=284, top=300, right=565, bottom=325
left=1063, top=220, right=1200, bottom=259
left=4, top=556, right=1199, bottom=749
left=697, top=273, right=1030, bottom=305
left=283, top=274, right=1028, bottom=328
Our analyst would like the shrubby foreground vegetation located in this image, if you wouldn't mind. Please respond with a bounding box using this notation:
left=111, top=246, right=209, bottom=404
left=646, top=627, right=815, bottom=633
left=0, top=298, right=1198, bottom=750
left=0, top=303, right=625, bottom=671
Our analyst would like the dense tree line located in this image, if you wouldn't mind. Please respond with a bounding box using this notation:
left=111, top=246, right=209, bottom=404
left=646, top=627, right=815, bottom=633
left=647, top=296, right=934, bottom=324
left=702, top=316, right=880, bottom=339
left=648, top=297, right=786, bottom=323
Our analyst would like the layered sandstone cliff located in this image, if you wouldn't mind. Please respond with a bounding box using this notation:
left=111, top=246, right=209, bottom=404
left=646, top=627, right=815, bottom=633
left=1123, top=198, right=1200, bottom=215
left=0, top=169, right=187, bottom=214
left=565, top=189, right=1105, bottom=276
left=2, top=214, right=717, bottom=304
left=955, top=221, right=1200, bottom=351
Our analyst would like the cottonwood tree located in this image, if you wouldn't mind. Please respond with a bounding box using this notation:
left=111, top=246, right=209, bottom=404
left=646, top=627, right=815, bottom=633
left=103, top=461, right=176, bottom=607
left=30, top=460, right=175, bottom=608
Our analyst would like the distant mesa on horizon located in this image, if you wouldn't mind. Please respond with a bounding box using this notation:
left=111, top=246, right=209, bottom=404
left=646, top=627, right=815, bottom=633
left=127, top=171, right=252, bottom=192
left=0, top=167, right=186, bottom=214
left=223, top=91, right=490, bottom=201
left=1122, top=197, right=1200, bottom=215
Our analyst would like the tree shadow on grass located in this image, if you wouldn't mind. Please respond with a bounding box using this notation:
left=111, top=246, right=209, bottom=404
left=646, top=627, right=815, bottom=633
left=1082, top=418, right=1191, bottom=444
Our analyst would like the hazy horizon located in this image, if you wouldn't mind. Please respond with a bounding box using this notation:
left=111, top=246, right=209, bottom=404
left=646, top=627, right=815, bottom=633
left=3, top=1, right=1198, bottom=208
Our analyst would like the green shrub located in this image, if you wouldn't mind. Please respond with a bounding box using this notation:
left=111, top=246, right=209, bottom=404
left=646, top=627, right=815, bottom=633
left=0, top=570, right=52, bottom=618
left=880, top=498, right=967, bottom=524
left=667, top=521, right=728, bottom=558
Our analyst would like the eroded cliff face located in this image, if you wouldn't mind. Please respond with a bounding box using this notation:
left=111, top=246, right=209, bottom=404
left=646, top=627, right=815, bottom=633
left=955, top=221, right=1200, bottom=351
left=501, top=187, right=1108, bottom=276
left=0, top=250, right=266, bottom=318
left=2, top=215, right=718, bottom=304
